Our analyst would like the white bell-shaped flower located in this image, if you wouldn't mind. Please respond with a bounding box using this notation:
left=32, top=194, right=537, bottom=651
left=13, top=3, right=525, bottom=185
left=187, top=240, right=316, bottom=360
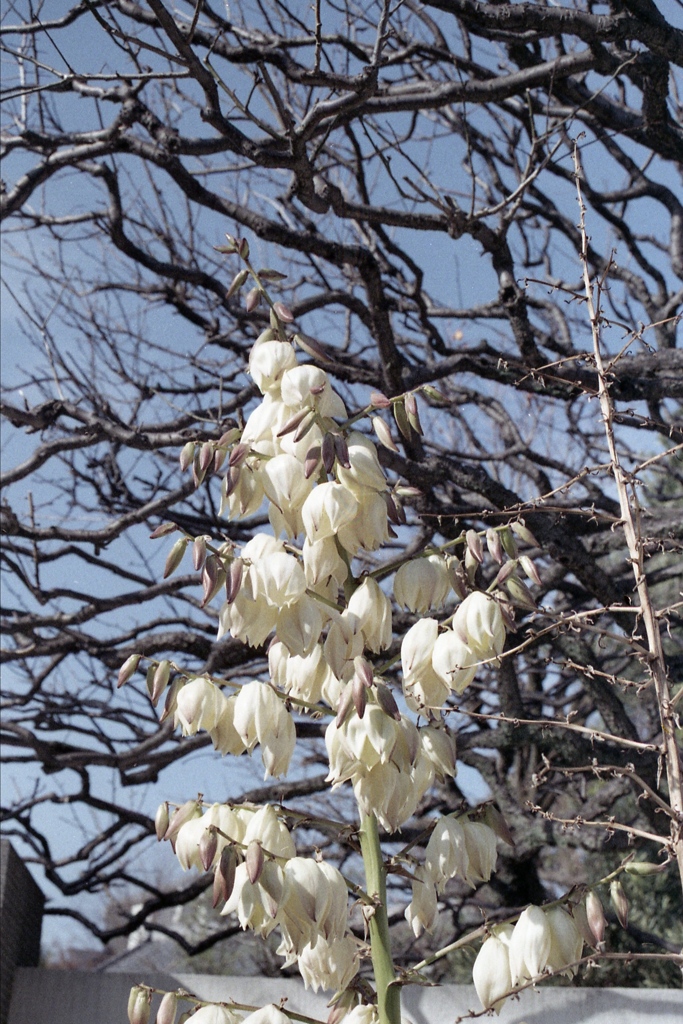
left=296, top=935, right=359, bottom=993
left=221, top=860, right=284, bottom=936
left=401, top=618, right=450, bottom=712
left=324, top=611, right=364, bottom=681
left=424, top=814, right=469, bottom=891
left=404, top=865, right=438, bottom=937
left=233, top=682, right=296, bottom=778
left=262, top=453, right=314, bottom=539
left=220, top=460, right=265, bottom=518
left=394, top=556, right=450, bottom=613
left=242, top=804, right=296, bottom=859
left=337, top=489, right=389, bottom=554
left=187, top=1005, right=243, bottom=1024
left=347, top=577, right=392, bottom=653
left=219, top=590, right=278, bottom=648
left=545, top=905, right=583, bottom=978
left=281, top=364, right=347, bottom=419
left=431, top=628, right=478, bottom=694
left=276, top=594, right=323, bottom=658
left=210, top=694, right=248, bottom=756
left=302, top=481, right=359, bottom=544
left=508, top=904, right=552, bottom=984
left=302, top=536, right=348, bottom=588
left=249, top=339, right=297, bottom=394
left=335, top=431, right=387, bottom=494
left=241, top=1006, right=293, bottom=1024
left=462, top=821, right=498, bottom=886
left=419, top=726, right=457, bottom=780
left=453, top=591, right=506, bottom=661
left=472, top=924, right=514, bottom=1013
left=174, top=677, right=227, bottom=736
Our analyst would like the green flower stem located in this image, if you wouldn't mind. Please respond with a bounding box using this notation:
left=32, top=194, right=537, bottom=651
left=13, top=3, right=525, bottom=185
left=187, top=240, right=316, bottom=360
left=358, top=811, right=401, bottom=1024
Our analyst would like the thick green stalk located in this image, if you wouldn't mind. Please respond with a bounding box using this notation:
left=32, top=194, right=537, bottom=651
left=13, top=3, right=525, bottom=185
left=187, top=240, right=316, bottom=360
left=358, top=811, right=401, bottom=1024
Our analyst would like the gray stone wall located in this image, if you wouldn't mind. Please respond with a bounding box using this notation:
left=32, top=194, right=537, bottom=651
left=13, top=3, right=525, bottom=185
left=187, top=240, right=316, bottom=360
left=0, top=841, right=45, bottom=1024
left=7, top=970, right=683, bottom=1024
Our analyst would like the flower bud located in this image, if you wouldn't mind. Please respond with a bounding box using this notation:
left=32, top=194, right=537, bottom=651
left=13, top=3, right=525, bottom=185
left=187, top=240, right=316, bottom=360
left=156, top=993, right=178, bottom=1024
left=509, top=905, right=551, bottom=984
left=246, top=839, right=265, bottom=884
left=585, top=890, right=606, bottom=947
left=610, top=879, right=628, bottom=929
left=472, top=924, right=514, bottom=1012
left=164, top=537, right=188, bottom=578
left=128, top=986, right=151, bottom=1024
left=200, top=827, right=219, bottom=872
left=486, top=528, right=504, bottom=564
left=118, top=653, right=141, bottom=688
left=213, top=845, right=237, bottom=907
left=155, top=802, right=170, bottom=841
left=179, top=442, right=196, bottom=471
left=624, top=859, right=668, bottom=876
left=372, top=416, right=399, bottom=452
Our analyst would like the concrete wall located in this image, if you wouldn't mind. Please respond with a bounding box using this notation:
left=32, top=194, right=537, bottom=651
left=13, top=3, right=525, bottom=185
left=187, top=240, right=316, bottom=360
left=0, top=841, right=44, bottom=1024
left=7, top=969, right=683, bottom=1024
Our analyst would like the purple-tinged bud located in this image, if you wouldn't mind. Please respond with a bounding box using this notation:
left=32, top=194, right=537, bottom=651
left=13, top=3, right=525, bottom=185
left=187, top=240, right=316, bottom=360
left=447, top=556, right=468, bottom=600
left=236, top=237, right=249, bottom=259
left=294, top=332, right=332, bottom=363
left=405, top=391, right=423, bottom=434
left=276, top=408, right=310, bottom=437
left=335, top=682, right=354, bottom=728
left=505, top=576, right=538, bottom=610
left=193, top=536, right=208, bottom=572
left=245, top=286, right=260, bottom=313
left=164, top=799, right=202, bottom=846
left=179, top=442, right=196, bottom=472
left=421, top=383, right=446, bottom=402
left=164, top=538, right=188, bottom=579
left=624, top=859, right=668, bottom=876
left=228, top=442, right=249, bottom=467
left=352, top=675, right=367, bottom=719
left=128, top=986, right=151, bottom=1024
left=393, top=398, right=412, bottom=440
left=159, top=676, right=183, bottom=724
left=150, top=522, right=178, bottom=540
left=224, top=465, right=240, bottom=498
left=333, top=433, right=351, bottom=469
left=118, top=653, right=141, bottom=688
left=383, top=492, right=401, bottom=526
left=213, top=845, right=236, bottom=907
left=353, top=656, right=374, bottom=689
left=466, top=529, right=484, bottom=564
left=202, top=555, right=226, bottom=607
left=372, top=416, right=399, bottom=453
left=585, top=890, right=606, bottom=948
left=257, top=268, right=288, bottom=282
left=482, top=804, right=515, bottom=847
left=610, top=880, right=628, bottom=929
left=156, top=992, right=178, bottom=1024
left=225, top=559, right=243, bottom=604
left=192, top=455, right=207, bottom=489
left=486, top=529, right=504, bottom=565
left=151, top=660, right=171, bottom=705
left=511, top=519, right=540, bottom=548
left=199, top=441, right=214, bottom=473
left=246, top=840, right=264, bottom=884
left=375, top=683, right=401, bottom=721
left=304, top=446, right=321, bottom=479
left=494, top=560, right=517, bottom=587
left=199, top=827, right=219, bottom=872
left=519, top=555, right=542, bottom=587
left=370, top=391, right=391, bottom=409
left=272, top=301, right=294, bottom=323
left=226, top=268, right=249, bottom=298
left=155, top=802, right=170, bottom=842
left=293, top=410, right=316, bottom=442
left=321, top=433, right=336, bottom=473
left=499, top=526, right=517, bottom=559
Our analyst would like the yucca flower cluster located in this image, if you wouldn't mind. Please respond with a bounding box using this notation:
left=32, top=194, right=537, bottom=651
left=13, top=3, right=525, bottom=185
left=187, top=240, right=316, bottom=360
left=473, top=904, right=585, bottom=1012
left=122, top=245, right=597, bottom=1024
